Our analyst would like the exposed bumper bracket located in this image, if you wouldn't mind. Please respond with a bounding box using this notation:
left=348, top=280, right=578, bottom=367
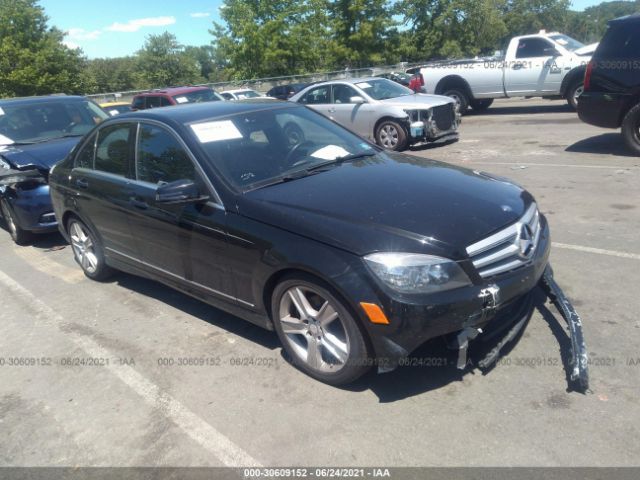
left=540, top=265, right=589, bottom=393
left=455, top=327, right=482, bottom=369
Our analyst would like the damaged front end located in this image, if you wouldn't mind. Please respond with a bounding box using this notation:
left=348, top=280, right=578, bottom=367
left=452, top=266, right=589, bottom=393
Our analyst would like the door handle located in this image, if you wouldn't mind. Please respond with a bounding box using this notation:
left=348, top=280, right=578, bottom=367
left=512, top=63, right=524, bottom=70
left=129, top=197, right=148, bottom=210
left=75, top=178, right=89, bottom=189
left=328, top=108, right=336, bottom=113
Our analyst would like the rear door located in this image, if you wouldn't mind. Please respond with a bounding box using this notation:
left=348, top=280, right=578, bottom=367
left=127, top=121, right=235, bottom=299
left=69, top=122, right=138, bottom=258
left=297, top=85, right=332, bottom=118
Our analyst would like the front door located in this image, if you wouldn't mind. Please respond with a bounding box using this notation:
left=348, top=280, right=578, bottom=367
left=504, top=37, right=562, bottom=95
left=329, top=84, right=372, bottom=138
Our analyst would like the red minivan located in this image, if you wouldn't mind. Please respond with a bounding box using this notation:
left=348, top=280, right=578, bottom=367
left=131, top=86, right=224, bottom=111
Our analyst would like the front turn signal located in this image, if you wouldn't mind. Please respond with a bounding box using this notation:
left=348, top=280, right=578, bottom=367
left=360, top=302, right=390, bottom=325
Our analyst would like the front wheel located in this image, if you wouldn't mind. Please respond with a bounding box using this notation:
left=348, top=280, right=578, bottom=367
left=271, top=276, right=371, bottom=385
left=566, top=82, right=584, bottom=110
left=375, top=120, right=408, bottom=151
left=0, top=198, right=31, bottom=245
left=67, top=218, right=114, bottom=281
left=622, top=103, right=640, bottom=156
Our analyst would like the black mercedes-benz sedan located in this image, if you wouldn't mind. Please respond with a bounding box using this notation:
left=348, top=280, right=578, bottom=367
left=49, top=99, right=560, bottom=385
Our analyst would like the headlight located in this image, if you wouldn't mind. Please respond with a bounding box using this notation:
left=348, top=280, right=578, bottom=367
left=364, top=253, right=471, bottom=294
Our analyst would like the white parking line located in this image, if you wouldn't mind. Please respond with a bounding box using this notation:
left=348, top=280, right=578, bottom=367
left=461, top=161, right=637, bottom=169
left=552, top=242, right=640, bottom=260
left=0, top=269, right=261, bottom=468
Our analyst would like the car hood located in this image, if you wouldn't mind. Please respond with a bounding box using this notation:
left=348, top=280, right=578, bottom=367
left=379, top=94, right=454, bottom=109
left=574, top=43, right=598, bottom=56
left=238, top=152, right=533, bottom=258
left=0, top=136, right=81, bottom=171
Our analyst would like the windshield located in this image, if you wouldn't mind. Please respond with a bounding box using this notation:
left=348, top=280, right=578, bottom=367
left=172, top=89, right=224, bottom=104
left=188, top=106, right=379, bottom=191
left=0, top=100, right=108, bottom=146
left=549, top=34, right=585, bottom=51
left=354, top=78, right=413, bottom=100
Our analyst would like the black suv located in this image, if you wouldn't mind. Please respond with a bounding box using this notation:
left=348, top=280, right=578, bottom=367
left=578, top=14, right=640, bottom=154
left=266, top=83, right=308, bottom=100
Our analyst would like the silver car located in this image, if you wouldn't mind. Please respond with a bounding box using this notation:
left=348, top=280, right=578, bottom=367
left=289, top=77, right=460, bottom=151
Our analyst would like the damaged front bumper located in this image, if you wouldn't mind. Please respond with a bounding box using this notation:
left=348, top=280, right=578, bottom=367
left=453, top=265, right=589, bottom=392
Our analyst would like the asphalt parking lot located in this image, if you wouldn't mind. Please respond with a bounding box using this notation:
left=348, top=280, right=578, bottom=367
left=1, top=98, right=639, bottom=468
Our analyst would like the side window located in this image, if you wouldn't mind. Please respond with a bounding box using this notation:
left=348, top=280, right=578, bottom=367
left=332, top=84, right=359, bottom=104
left=75, top=133, right=96, bottom=168
left=132, top=97, right=145, bottom=110
left=516, top=38, right=554, bottom=58
left=136, top=124, right=195, bottom=185
left=146, top=96, right=162, bottom=109
left=300, top=86, right=330, bottom=105
left=160, top=97, right=172, bottom=107
left=95, top=124, right=133, bottom=176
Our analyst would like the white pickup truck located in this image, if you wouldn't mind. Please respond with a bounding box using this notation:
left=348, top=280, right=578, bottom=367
left=410, top=32, right=597, bottom=113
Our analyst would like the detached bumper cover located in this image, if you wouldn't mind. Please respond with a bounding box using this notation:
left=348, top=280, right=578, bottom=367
left=540, top=266, right=589, bottom=392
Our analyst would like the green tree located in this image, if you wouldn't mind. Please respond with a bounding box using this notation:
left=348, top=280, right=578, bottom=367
left=212, top=0, right=331, bottom=79
left=85, top=56, right=142, bottom=93
left=501, top=0, right=571, bottom=41
left=136, top=32, right=203, bottom=89
left=0, top=0, right=89, bottom=97
left=328, top=0, right=396, bottom=67
left=566, top=1, right=640, bottom=44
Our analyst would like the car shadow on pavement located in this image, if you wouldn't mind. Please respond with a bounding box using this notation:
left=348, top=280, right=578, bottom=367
left=28, top=231, right=68, bottom=251
left=566, top=133, right=636, bottom=157
left=467, top=103, right=573, bottom=116
left=113, top=272, right=281, bottom=351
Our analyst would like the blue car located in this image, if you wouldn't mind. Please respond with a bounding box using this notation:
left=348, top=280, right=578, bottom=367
left=0, top=95, right=108, bottom=244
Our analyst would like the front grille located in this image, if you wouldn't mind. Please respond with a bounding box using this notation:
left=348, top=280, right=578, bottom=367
left=433, top=104, right=455, bottom=131
left=466, top=203, right=541, bottom=279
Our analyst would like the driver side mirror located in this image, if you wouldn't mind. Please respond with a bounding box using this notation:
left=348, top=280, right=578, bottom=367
left=156, top=179, right=209, bottom=205
left=350, top=96, right=366, bottom=104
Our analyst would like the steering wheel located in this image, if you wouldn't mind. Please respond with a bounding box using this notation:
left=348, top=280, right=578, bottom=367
left=285, top=140, right=317, bottom=166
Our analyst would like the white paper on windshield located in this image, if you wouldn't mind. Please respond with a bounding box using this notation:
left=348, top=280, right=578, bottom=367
left=175, top=96, right=189, bottom=104
left=355, top=82, right=372, bottom=89
left=0, top=107, right=4, bottom=116
left=556, top=38, right=568, bottom=46
left=310, top=145, right=350, bottom=160
left=191, top=120, right=243, bottom=143
left=109, top=109, right=120, bottom=116
left=0, top=134, right=13, bottom=145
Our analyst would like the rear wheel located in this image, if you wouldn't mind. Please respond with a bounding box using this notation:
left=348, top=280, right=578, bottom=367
left=0, top=198, right=31, bottom=245
left=470, top=98, right=494, bottom=112
left=375, top=120, right=408, bottom=151
left=67, top=218, right=114, bottom=281
left=442, top=88, right=469, bottom=114
left=566, top=82, right=584, bottom=110
left=271, top=275, right=371, bottom=385
left=622, top=103, right=640, bottom=156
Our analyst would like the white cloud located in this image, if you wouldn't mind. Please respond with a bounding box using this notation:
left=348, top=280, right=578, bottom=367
left=66, top=28, right=102, bottom=41
left=63, top=40, right=81, bottom=50
left=190, top=12, right=210, bottom=18
left=106, top=16, right=176, bottom=33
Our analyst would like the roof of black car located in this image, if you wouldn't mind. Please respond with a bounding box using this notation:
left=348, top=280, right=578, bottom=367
left=116, top=98, right=298, bottom=124
left=610, top=13, right=640, bottom=24
left=0, top=95, right=86, bottom=106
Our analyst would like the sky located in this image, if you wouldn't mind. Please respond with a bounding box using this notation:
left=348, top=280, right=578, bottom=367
left=40, top=0, right=606, bottom=59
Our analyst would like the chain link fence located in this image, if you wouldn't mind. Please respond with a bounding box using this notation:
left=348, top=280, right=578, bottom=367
left=85, top=63, right=422, bottom=104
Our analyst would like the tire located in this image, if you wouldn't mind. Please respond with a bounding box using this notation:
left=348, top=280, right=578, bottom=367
left=375, top=120, right=408, bottom=151
left=566, top=82, right=584, bottom=111
left=0, top=198, right=32, bottom=245
left=67, top=217, right=114, bottom=281
left=271, top=275, right=371, bottom=385
left=622, top=103, right=640, bottom=156
left=442, top=88, right=469, bottom=114
left=470, top=98, right=494, bottom=112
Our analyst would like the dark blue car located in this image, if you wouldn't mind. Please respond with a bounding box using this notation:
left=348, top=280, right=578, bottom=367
left=0, top=95, right=108, bottom=244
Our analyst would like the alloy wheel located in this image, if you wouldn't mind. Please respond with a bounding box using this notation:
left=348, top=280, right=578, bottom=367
left=69, top=221, right=99, bottom=274
left=379, top=124, right=399, bottom=149
left=278, top=285, right=350, bottom=373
